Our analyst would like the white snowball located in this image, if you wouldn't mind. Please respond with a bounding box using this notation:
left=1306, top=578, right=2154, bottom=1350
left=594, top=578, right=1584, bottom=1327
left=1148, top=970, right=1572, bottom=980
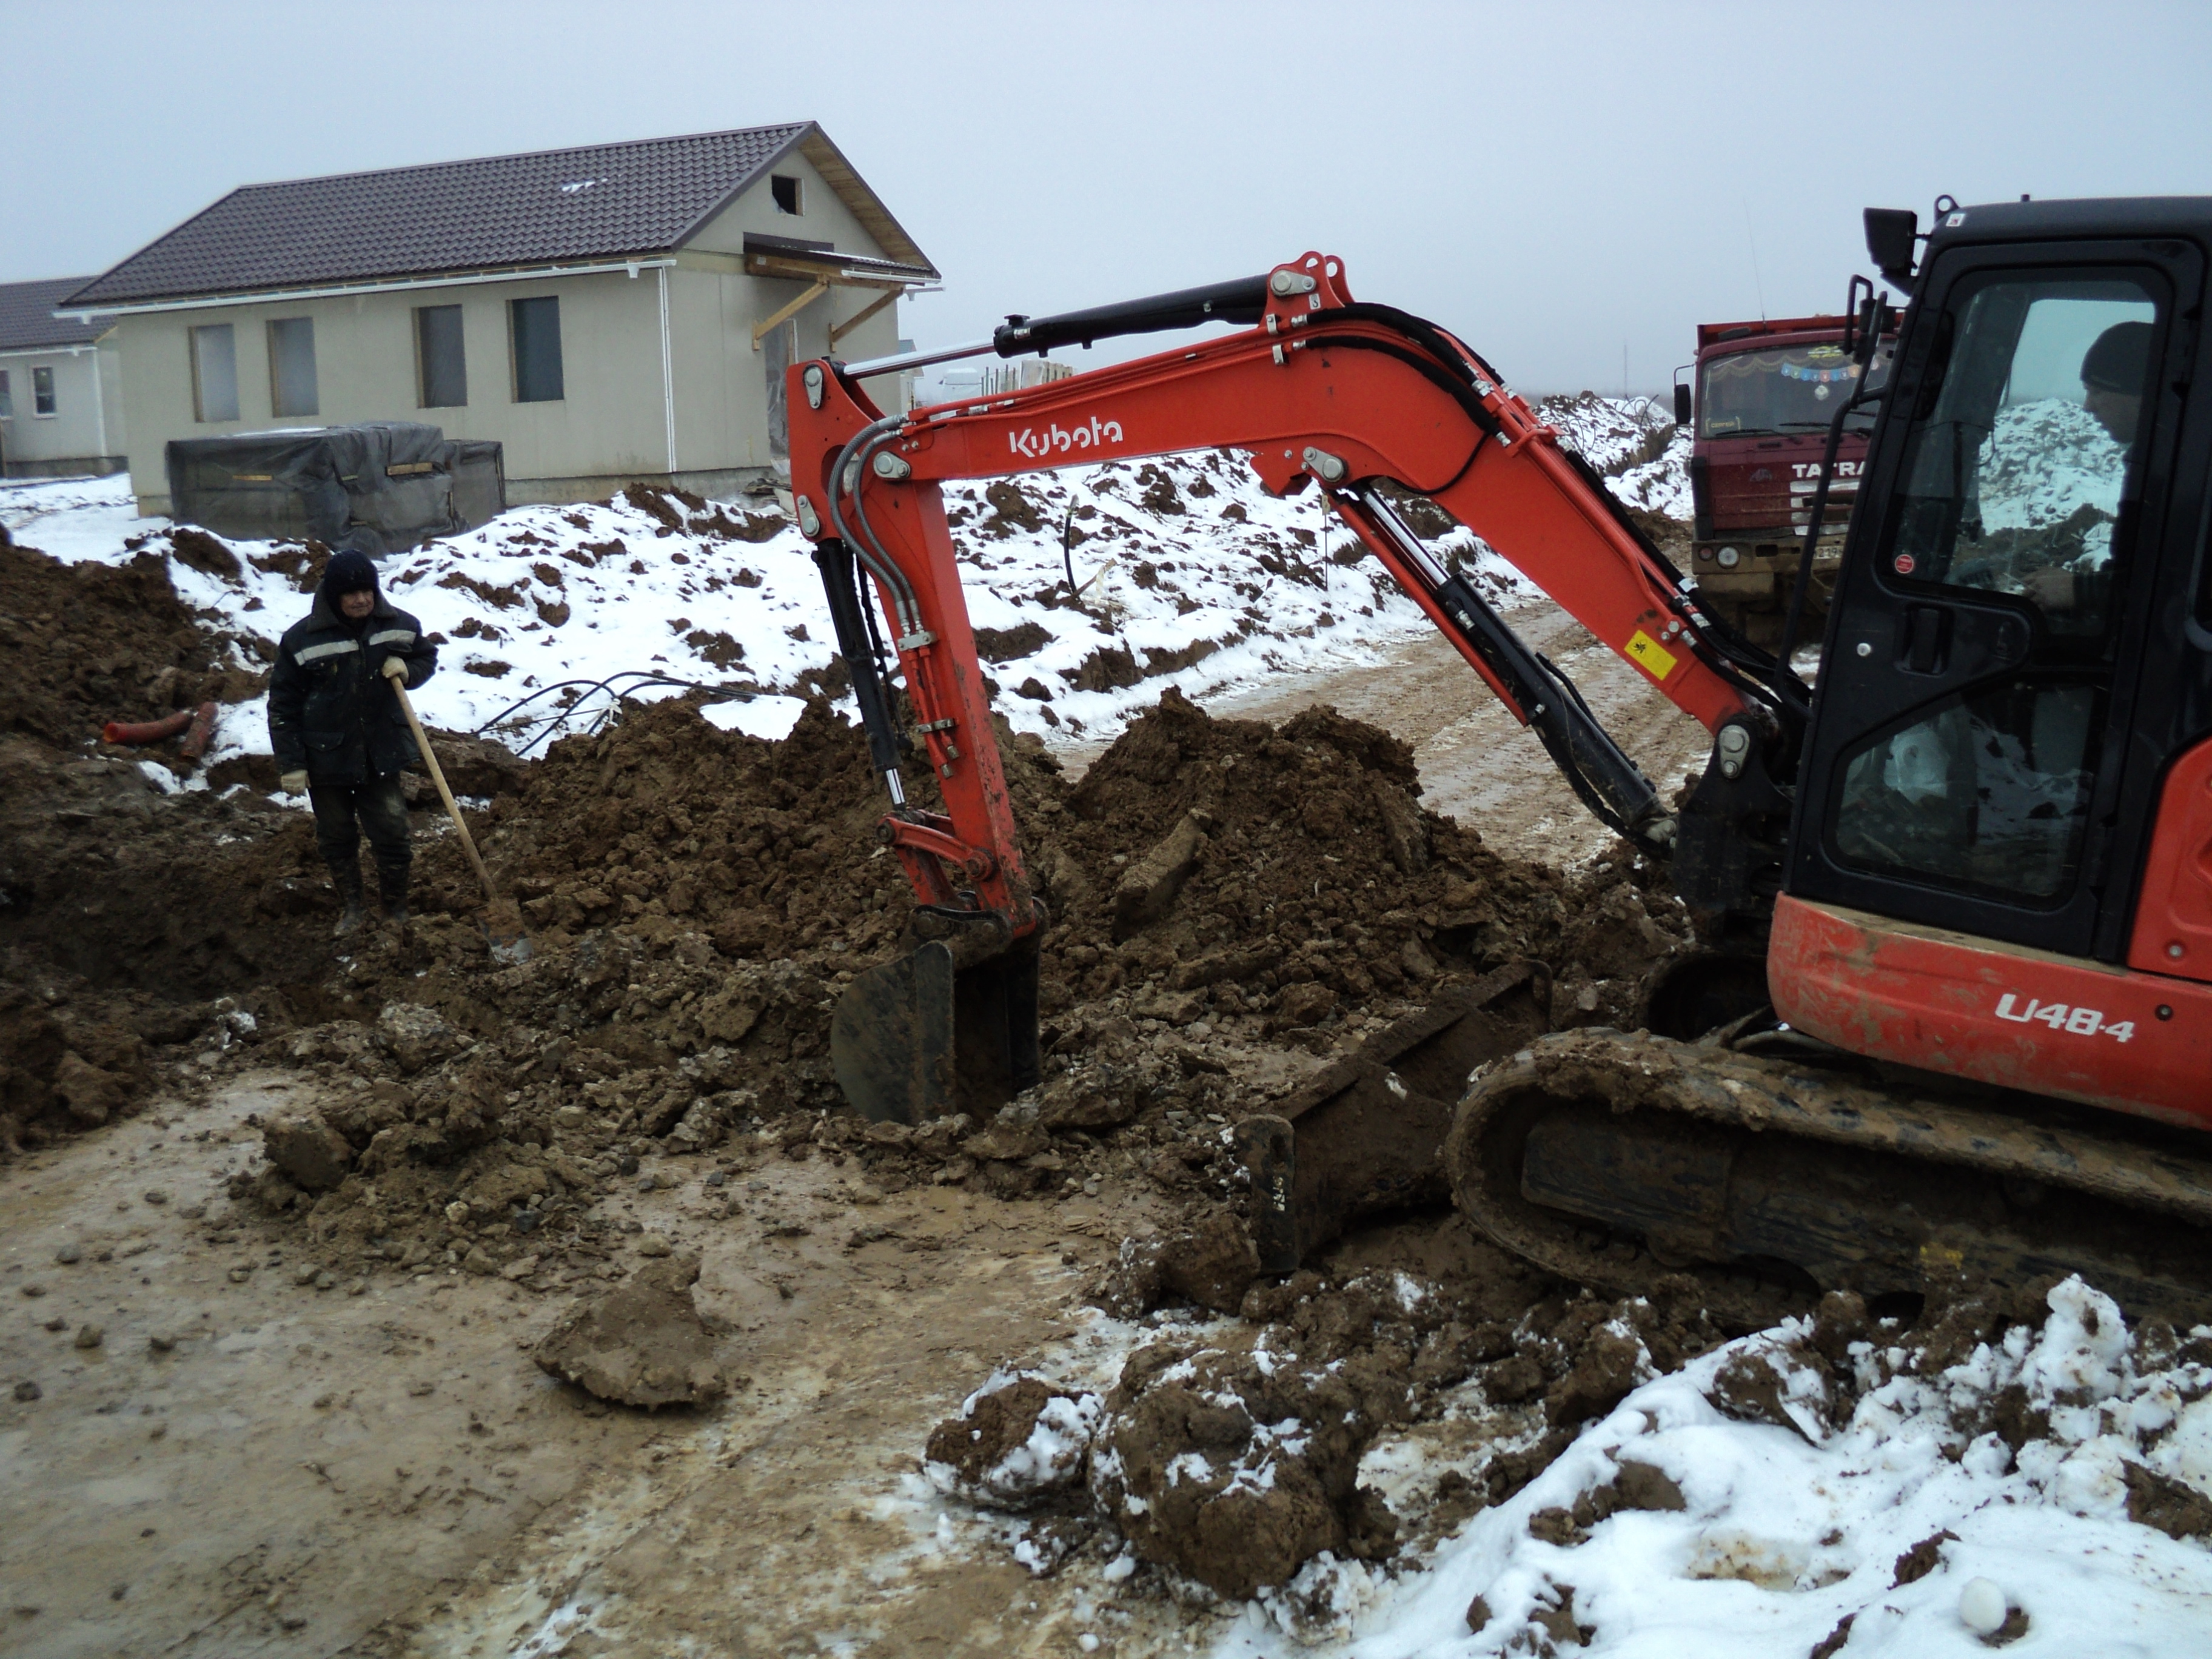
left=1959, top=1577, right=2008, bottom=1635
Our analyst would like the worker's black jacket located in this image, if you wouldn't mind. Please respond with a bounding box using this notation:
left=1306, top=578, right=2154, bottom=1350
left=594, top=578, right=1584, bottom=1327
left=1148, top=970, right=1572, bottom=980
left=267, top=590, right=437, bottom=784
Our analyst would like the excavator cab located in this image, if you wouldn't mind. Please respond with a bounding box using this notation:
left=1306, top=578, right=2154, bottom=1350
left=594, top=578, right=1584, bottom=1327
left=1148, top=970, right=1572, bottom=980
left=1798, top=214, right=2191, bottom=940
left=1775, top=199, right=2212, bottom=1111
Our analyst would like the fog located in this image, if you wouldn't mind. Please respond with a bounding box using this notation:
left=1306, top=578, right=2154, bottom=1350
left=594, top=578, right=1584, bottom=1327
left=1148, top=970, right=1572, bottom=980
left=5, top=0, right=2205, bottom=392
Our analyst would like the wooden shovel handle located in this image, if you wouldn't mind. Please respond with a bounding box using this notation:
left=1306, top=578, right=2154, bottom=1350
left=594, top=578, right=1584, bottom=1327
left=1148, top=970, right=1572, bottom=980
left=390, top=679, right=498, bottom=904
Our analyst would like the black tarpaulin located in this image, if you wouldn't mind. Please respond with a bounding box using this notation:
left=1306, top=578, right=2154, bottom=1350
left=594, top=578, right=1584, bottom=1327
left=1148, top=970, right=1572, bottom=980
left=165, top=422, right=504, bottom=554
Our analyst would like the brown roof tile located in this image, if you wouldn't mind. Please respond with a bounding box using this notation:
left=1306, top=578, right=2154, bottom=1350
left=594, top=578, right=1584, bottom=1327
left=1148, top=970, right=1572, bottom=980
left=65, top=123, right=934, bottom=309
left=0, top=278, right=107, bottom=350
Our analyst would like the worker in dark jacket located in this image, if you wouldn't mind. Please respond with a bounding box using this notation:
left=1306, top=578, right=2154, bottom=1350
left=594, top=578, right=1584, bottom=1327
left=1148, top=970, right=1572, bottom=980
left=268, top=551, right=437, bottom=934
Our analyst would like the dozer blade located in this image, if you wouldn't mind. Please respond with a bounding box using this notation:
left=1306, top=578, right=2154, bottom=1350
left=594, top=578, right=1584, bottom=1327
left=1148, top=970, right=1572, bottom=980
left=1446, top=1028, right=2212, bottom=1329
left=831, top=931, right=1042, bottom=1125
left=1235, top=961, right=1549, bottom=1273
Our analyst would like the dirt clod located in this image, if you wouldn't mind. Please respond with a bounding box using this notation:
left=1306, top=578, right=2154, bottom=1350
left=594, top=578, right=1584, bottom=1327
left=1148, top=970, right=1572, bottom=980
left=925, top=1375, right=1100, bottom=1510
left=261, top=1113, right=355, bottom=1192
left=531, top=1253, right=727, bottom=1408
left=1892, top=1527, right=1958, bottom=1587
left=2123, top=1460, right=2212, bottom=1541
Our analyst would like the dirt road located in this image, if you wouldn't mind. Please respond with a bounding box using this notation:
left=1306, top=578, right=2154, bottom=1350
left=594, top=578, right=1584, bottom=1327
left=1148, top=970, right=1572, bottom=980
left=1, top=1071, right=1238, bottom=1658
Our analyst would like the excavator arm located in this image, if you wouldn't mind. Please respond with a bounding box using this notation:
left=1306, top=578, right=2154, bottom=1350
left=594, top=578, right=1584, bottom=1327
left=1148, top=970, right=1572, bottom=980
left=788, top=252, right=1789, bottom=1123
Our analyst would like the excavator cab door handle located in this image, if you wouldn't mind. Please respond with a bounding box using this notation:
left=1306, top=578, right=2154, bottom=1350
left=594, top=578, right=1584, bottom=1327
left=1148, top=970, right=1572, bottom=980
left=1897, top=603, right=1952, bottom=676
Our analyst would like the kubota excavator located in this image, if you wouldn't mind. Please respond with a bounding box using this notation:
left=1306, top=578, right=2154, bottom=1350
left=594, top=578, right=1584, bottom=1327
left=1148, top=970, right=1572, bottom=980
left=785, top=196, right=2212, bottom=1325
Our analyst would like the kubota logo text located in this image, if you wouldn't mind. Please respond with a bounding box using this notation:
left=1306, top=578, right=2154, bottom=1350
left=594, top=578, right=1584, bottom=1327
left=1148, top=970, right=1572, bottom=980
left=1008, top=416, right=1124, bottom=459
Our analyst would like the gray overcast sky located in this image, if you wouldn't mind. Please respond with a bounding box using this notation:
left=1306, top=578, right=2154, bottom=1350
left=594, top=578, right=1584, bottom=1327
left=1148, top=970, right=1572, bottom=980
left=5, top=0, right=2206, bottom=393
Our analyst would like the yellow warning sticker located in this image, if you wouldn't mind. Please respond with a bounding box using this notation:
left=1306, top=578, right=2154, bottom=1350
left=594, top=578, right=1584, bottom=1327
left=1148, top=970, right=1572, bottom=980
left=1624, top=629, right=1678, bottom=680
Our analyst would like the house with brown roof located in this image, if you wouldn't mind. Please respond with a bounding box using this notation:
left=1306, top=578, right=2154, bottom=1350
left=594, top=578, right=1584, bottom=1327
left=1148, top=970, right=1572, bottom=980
left=61, top=122, right=936, bottom=515
left=0, top=278, right=126, bottom=480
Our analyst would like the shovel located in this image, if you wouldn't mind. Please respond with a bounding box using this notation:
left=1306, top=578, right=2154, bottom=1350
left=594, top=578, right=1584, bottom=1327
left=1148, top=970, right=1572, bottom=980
left=389, top=675, right=532, bottom=964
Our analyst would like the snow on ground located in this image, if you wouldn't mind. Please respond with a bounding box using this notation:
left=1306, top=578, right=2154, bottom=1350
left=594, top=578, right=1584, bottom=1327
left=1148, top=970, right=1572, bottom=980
left=1214, top=1277, right=2212, bottom=1658
left=5, top=394, right=1681, bottom=769
left=1534, top=394, right=1692, bottom=518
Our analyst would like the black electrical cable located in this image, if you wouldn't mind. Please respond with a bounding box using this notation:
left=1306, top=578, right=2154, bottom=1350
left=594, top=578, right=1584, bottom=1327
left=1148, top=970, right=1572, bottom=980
left=473, top=670, right=762, bottom=758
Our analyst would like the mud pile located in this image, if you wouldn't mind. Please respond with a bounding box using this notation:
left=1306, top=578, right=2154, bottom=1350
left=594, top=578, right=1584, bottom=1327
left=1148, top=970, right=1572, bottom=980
left=927, top=1222, right=1734, bottom=1599
left=0, top=538, right=325, bottom=1150
left=213, top=684, right=1687, bottom=1274
left=1025, top=687, right=1689, bottom=1032
left=0, top=534, right=269, bottom=755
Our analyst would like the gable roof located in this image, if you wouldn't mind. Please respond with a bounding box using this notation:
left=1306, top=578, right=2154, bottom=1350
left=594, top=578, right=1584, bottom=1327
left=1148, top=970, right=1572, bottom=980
left=0, top=278, right=107, bottom=350
left=64, top=122, right=936, bottom=310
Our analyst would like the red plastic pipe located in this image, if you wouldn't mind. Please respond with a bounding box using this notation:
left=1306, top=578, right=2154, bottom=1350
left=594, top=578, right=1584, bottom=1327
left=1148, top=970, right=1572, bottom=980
left=102, top=708, right=194, bottom=747
left=178, top=701, right=219, bottom=761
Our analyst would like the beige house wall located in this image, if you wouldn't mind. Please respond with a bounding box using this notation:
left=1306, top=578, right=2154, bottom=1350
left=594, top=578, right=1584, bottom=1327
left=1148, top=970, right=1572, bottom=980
left=0, top=339, right=126, bottom=477
left=104, top=156, right=917, bottom=517
left=112, top=269, right=675, bottom=515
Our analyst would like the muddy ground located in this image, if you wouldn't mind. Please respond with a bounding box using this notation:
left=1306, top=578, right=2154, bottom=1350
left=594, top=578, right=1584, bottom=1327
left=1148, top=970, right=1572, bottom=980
left=0, top=520, right=1740, bottom=1655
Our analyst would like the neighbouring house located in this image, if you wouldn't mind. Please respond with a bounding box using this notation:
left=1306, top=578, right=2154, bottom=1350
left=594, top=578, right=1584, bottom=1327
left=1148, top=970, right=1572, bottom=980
left=59, top=122, right=937, bottom=517
left=0, top=279, right=126, bottom=480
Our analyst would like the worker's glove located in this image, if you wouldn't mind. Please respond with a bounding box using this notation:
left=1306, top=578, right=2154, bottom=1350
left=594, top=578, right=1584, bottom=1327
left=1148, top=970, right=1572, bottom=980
left=279, top=770, right=310, bottom=795
left=380, top=656, right=409, bottom=683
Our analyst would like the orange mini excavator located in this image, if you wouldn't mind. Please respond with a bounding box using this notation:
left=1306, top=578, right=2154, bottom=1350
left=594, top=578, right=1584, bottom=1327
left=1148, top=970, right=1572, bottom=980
left=786, top=199, right=2212, bottom=1321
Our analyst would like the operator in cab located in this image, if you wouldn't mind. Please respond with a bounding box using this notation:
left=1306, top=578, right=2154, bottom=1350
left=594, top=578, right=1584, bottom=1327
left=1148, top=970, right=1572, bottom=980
left=2019, top=320, right=2151, bottom=616
left=267, top=551, right=438, bottom=936
left=2080, top=320, right=2150, bottom=446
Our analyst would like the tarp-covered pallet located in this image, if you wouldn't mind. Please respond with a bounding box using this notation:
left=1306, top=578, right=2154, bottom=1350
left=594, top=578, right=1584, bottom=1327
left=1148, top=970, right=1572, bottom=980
left=165, top=423, right=504, bottom=554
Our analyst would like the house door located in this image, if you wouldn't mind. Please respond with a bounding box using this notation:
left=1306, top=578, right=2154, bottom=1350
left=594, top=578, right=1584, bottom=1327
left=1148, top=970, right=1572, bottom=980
left=763, top=320, right=794, bottom=468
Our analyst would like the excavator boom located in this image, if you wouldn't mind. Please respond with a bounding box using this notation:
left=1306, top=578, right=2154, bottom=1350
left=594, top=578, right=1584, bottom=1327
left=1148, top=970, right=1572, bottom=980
left=788, top=254, right=1788, bottom=1127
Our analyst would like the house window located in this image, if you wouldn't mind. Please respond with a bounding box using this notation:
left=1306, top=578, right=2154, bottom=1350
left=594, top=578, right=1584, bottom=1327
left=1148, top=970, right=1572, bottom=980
left=0, top=369, right=12, bottom=419
left=417, top=304, right=468, bottom=407
left=771, top=174, right=802, bottom=215
left=510, top=297, right=563, bottom=403
left=192, top=324, right=240, bottom=423
left=269, top=317, right=319, bottom=418
left=32, top=366, right=57, bottom=416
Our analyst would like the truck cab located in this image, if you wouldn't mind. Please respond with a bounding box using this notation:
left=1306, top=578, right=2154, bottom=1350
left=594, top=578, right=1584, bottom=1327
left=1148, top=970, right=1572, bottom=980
left=1686, top=315, right=1895, bottom=646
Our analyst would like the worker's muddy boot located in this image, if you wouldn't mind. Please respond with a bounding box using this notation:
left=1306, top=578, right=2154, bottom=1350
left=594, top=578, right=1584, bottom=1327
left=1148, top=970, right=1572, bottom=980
left=332, top=866, right=367, bottom=937
left=378, top=866, right=411, bottom=928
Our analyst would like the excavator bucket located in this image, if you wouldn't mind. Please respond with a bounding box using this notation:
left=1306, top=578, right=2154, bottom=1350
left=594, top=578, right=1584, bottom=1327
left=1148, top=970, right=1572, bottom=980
left=1235, top=961, right=1550, bottom=1273
left=831, top=932, right=1042, bottom=1125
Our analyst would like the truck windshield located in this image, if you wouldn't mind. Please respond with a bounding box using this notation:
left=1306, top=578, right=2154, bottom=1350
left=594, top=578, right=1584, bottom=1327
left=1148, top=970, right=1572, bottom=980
left=1698, top=343, right=1888, bottom=438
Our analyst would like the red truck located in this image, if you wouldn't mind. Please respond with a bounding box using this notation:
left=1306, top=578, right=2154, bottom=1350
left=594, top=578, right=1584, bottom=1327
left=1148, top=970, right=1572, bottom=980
left=1676, top=315, right=1894, bottom=646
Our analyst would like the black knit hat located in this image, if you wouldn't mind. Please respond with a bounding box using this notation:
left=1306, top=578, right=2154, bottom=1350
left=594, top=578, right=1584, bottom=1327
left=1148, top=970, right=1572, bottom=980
left=2082, top=321, right=2153, bottom=394
left=320, top=550, right=378, bottom=599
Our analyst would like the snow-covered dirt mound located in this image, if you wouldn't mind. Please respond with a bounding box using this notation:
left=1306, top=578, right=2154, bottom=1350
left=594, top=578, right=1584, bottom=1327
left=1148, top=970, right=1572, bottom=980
left=0, top=395, right=1686, bottom=771
left=1535, top=394, right=1690, bottom=518
left=1216, top=1276, right=2212, bottom=1657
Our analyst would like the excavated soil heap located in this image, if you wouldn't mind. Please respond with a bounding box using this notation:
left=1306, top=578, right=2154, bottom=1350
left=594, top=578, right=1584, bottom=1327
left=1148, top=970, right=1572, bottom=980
left=0, top=537, right=326, bottom=1151
left=204, top=685, right=1687, bottom=1279
left=925, top=1216, right=1734, bottom=1601
left=0, top=532, right=270, bottom=752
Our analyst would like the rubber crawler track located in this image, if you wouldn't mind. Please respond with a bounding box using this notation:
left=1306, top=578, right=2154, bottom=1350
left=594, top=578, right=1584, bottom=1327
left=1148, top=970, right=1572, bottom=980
left=1445, top=1029, right=2212, bottom=1329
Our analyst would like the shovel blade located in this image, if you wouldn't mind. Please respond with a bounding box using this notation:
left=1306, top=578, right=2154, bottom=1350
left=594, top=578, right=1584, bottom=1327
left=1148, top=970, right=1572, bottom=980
left=831, top=934, right=1041, bottom=1125
left=483, top=897, right=534, bottom=965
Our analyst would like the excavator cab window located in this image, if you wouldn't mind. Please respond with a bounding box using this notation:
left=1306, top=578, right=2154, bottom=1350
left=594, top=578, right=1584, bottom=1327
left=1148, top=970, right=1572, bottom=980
left=1883, top=275, right=2157, bottom=639
left=1816, top=264, right=2170, bottom=919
